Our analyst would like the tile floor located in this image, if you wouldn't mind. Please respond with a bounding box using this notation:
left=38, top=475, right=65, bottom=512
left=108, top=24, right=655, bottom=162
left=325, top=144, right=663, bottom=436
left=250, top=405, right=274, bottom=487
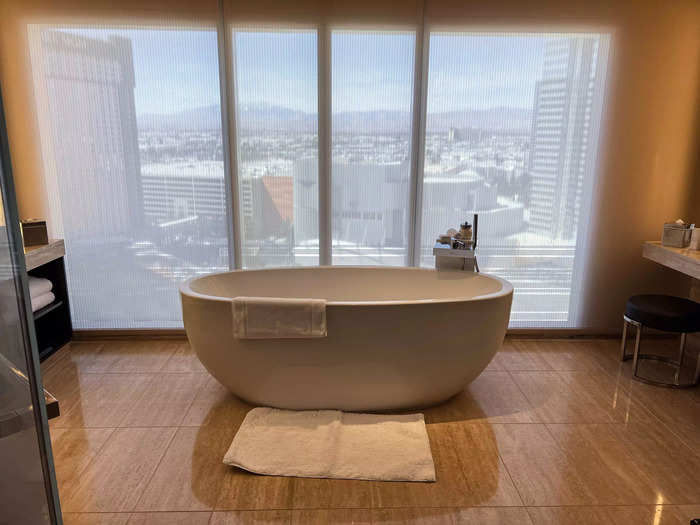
left=40, top=338, right=700, bottom=524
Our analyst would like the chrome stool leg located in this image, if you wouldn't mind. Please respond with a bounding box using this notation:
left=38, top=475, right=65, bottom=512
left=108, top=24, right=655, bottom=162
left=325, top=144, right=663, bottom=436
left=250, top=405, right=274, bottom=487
left=674, top=333, right=686, bottom=386
left=632, top=321, right=642, bottom=376
left=626, top=325, right=698, bottom=388
left=620, top=318, right=629, bottom=361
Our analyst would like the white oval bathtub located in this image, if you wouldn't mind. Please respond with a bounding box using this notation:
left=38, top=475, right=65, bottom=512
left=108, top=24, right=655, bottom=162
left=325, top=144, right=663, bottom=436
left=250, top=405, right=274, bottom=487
left=180, top=266, right=513, bottom=411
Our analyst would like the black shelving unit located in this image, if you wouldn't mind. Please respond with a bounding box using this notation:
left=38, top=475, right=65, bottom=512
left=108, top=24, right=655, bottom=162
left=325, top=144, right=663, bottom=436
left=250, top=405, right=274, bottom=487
left=26, top=247, right=72, bottom=361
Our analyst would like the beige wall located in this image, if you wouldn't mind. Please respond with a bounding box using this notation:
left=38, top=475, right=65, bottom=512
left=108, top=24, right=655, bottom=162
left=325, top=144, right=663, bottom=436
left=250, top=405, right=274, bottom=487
left=1, top=0, right=699, bottom=331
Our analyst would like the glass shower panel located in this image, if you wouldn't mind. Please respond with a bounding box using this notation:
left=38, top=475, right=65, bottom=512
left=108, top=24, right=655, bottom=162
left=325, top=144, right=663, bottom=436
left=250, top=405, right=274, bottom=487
left=0, top=91, right=58, bottom=524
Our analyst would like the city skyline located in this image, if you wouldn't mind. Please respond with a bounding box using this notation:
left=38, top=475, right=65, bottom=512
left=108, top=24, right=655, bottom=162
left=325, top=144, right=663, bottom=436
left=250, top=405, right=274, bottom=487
left=63, top=27, right=564, bottom=116
left=31, top=26, right=609, bottom=328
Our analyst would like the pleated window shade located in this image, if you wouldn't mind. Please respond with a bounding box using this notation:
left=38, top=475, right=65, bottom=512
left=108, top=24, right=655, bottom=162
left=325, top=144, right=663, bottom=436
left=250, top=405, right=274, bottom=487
left=331, top=30, right=416, bottom=266
left=420, top=32, right=610, bottom=327
left=1, top=0, right=612, bottom=329
left=232, top=28, right=319, bottom=269
left=28, top=23, right=226, bottom=328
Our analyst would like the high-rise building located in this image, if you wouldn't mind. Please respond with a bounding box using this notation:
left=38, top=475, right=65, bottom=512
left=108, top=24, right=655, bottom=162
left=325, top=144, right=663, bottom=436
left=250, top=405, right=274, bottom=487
left=36, top=30, right=142, bottom=241
left=527, top=37, right=598, bottom=240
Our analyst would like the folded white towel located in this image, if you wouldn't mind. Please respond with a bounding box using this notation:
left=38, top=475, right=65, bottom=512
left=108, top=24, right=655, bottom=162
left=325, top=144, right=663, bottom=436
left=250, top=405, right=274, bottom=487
left=28, top=276, right=53, bottom=299
left=223, top=408, right=436, bottom=482
left=31, top=291, right=55, bottom=312
left=232, top=297, right=327, bottom=339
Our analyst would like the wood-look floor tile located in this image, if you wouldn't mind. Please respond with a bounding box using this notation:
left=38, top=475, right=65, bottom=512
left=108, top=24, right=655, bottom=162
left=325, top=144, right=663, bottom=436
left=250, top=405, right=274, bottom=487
left=673, top=506, right=700, bottom=523
left=371, top=422, right=522, bottom=508
left=373, top=507, right=533, bottom=524
left=527, top=505, right=700, bottom=525
left=56, top=341, right=116, bottom=373
left=62, top=513, right=130, bottom=525
left=135, top=426, right=234, bottom=511
left=493, top=423, right=615, bottom=506
left=42, top=352, right=86, bottom=416
left=424, top=371, right=539, bottom=424
left=53, top=374, right=154, bottom=428
left=42, top=362, right=77, bottom=395
left=498, top=339, right=618, bottom=372
left=161, top=342, right=207, bottom=373
left=291, top=477, right=373, bottom=509
left=571, top=423, right=700, bottom=504
left=210, top=510, right=291, bottom=524
left=371, top=508, right=454, bottom=525
left=291, top=509, right=371, bottom=524
left=50, top=340, right=174, bottom=374
left=126, top=512, right=212, bottom=524
left=535, top=339, right=616, bottom=371
left=214, top=469, right=295, bottom=510
left=492, top=340, right=554, bottom=371
left=50, top=428, right=115, bottom=494
left=545, top=423, right=700, bottom=505
left=102, top=341, right=179, bottom=373
left=543, top=424, right=665, bottom=504
left=615, top=373, right=700, bottom=455
left=41, top=345, right=70, bottom=372
left=181, top=376, right=252, bottom=428
left=46, top=338, right=700, bottom=524
left=452, top=507, right=534, bottom=524
left=120, top=373, right=208, bottom=427
left=61, top=427, right=176, bottom=512
left=510, top=370, right=654, bottom=423
left=484, top=355, right=504, bottom=371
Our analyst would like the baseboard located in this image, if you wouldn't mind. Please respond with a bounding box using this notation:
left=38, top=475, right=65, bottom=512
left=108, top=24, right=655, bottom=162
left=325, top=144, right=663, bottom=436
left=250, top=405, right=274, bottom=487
left=71, top=328, right=675, bottom=341
left=506, top=328, right=619, bottom=338
left=72, top=329, right=187, bottom=341
left=507, top=328, right=676, bottom=339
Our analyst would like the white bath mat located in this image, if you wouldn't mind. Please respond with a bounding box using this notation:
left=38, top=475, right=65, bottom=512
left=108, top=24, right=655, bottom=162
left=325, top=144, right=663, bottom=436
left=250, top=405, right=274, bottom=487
left=223, top=407, right=436, bottom=482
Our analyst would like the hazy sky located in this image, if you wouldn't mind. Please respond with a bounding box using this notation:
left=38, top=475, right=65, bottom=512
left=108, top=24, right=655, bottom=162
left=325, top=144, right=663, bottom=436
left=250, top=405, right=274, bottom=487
left=60, top=27, right=551, bottom=115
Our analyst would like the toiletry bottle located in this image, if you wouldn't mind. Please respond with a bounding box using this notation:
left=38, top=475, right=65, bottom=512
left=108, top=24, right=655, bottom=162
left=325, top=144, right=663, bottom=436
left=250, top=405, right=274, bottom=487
left=460, top=222, right=472, bottom=242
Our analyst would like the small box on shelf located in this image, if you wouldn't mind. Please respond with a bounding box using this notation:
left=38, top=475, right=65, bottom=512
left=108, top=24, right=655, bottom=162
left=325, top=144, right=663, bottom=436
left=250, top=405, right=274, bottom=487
left=661, top=220, right=693, bottom=248
left=20, top=219, right=48, bottom=247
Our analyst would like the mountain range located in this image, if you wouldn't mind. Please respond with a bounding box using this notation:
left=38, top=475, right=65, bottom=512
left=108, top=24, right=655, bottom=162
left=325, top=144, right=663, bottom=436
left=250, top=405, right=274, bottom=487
left=137, top=103, right=532, bottom=133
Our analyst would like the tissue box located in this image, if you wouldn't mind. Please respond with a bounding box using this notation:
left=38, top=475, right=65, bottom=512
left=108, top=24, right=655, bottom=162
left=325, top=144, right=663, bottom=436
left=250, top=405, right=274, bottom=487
left=21, top=219, right=48, bottom=246
left=662, top=223, right=692, bottom=248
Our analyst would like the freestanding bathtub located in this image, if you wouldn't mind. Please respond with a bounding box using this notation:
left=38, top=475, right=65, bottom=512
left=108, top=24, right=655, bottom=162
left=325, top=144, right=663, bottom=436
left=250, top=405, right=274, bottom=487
left=180, top=266, right=512, bottom=411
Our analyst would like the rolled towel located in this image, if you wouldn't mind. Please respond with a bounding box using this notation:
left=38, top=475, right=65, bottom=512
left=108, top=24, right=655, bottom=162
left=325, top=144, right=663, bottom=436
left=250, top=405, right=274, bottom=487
left=233, top=297, right=327, bottom=339
left=28, top=276, right=53, bottom=299
left=31, top=291, right=55, bottom=312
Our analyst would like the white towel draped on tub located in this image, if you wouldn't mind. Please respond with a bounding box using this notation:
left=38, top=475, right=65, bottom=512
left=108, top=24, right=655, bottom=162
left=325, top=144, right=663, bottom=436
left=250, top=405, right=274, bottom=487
left=232, top=297, right=327, bottom=339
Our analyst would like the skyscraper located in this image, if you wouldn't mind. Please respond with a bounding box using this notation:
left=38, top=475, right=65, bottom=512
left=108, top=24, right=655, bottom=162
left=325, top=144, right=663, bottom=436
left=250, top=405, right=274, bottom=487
left=527, top=37, right=599, bottom=240
left=37, top=30, right=142, bottom=240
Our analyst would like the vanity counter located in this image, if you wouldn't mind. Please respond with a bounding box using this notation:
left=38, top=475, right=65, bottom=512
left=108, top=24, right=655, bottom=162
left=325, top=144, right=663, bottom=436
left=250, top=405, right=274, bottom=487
left=643, top=241, right=700, bottom=280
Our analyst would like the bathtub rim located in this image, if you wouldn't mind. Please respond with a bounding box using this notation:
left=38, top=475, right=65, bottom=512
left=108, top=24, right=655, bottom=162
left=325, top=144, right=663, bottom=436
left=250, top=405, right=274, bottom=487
left=179, top=266, right=513, bottom=307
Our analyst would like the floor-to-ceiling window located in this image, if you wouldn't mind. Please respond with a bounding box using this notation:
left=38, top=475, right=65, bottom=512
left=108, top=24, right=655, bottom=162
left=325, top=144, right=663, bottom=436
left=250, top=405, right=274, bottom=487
left=420, top=32, right=609, bottom=327
left=27, top=18, right=610, bottom=329
left=30, top=25, right=227, bottom=328
left=232, top=28, right=319, bottom=268
left=330, top=30, right=416, bottom=266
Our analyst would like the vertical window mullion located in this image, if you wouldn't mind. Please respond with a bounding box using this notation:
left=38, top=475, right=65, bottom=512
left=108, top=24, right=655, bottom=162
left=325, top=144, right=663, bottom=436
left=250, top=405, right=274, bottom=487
left=217, top=1, right=241, bottom=269
left=317, top=23, right=332, bottom=265
left=408, top=21, right=429, bottom=267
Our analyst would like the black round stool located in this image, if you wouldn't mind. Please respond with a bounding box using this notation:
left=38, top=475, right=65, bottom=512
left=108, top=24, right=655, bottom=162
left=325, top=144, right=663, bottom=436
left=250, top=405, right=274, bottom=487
left=620, top=294, right=700, bottom=387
